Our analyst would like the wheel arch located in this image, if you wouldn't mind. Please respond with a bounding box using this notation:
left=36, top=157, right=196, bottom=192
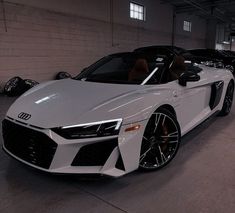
left=156, top=104, right=177, bottom=118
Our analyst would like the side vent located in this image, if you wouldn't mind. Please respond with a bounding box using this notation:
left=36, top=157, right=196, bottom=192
left=209, top=81, right=224, bottom=110
left=71, top=139, right=118, bottom=166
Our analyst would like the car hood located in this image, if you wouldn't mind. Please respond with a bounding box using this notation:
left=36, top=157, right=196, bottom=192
left=6, top=79, right=158, bottom=128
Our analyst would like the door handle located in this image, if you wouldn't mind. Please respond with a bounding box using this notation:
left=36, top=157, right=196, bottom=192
left=173, top=91, right=178, bottom=97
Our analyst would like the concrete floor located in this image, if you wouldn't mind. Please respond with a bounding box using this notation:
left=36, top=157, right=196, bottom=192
left=0, top=94, right=234, bottom=213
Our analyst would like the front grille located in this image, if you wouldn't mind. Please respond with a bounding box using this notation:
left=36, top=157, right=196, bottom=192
left=71, top=139, right=118, bottom=166
left=2, top=119, right=57, bottom=169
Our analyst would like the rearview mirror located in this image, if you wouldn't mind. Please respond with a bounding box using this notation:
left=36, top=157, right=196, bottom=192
left=178, top=71, right=200, bottom=86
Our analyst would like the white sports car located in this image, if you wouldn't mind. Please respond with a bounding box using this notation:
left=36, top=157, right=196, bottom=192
left=2, top=48, right=234, bottom=177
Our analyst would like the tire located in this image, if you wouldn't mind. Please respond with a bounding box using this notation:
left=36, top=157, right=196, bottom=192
left=139, top=108, right=181, bottom=170
left=4, top=76, right=25, bottom=97
left=218, top=80, right=234, bottom=116
left=55, top=71, right=72, bottom=80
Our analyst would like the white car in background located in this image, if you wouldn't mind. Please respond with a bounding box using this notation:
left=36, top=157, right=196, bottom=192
left=2, top=47, right=234, bottom=177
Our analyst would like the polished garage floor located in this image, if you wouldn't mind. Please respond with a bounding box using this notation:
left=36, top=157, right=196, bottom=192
left=0, top=94, right=234, bottom=213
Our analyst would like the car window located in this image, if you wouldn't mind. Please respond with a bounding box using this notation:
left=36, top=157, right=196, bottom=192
left=89, top=57, right=131, bottom=75
left=75, top=53, right=169, bottom=85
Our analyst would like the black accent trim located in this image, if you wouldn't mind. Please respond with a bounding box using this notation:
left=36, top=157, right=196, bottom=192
left=71, top=139, right=118, bottom=166
left=209, top=81, right=224, bottom=110
left=115, top=154, right=125, bottom=171
left=14, top=120, right=28, bottom=126
left=28, top=124, right=44, bottom=130
left=2, top=119, right=57, bottom=169
left=6, top=116, right=14, bottom=120
left=6, top=116, right=44, bottom=130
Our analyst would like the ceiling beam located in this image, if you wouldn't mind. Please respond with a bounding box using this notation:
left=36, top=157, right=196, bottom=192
left=162, top=0, right=235, bottom=31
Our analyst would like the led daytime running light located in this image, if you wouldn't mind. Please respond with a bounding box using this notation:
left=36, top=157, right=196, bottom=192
left=62, top=119, right=122, bottom=130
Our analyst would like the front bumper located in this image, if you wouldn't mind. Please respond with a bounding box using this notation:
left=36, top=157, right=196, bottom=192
left=2, top=118, right=147, bottom=177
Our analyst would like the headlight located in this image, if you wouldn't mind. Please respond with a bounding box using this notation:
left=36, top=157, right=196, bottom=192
left=52, top=119, right=122, bottom=139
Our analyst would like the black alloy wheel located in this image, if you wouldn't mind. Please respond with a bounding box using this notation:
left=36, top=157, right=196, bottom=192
left=219, top=81, right=234, bottom=116
left=4, top=76, right=25, bottom=96
left=139, top=108, right=181, bottom=170
left=55, top=71, right=72, bottom=80
left=23, top=79, right=39, bottom=90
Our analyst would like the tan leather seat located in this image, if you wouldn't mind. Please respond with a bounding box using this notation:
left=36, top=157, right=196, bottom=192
left=170, top=56, right=186, bottom=81
left=128, top=58, right=149, bottom=82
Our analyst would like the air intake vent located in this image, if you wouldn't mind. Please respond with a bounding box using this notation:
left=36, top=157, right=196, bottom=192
left=115, top=154, right=125, bottom=171
left=2, top=119, right=57, bottom=169
left=71, top=139, right=118, bottom=166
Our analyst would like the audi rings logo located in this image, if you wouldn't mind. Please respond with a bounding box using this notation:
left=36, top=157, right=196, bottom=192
left=18, top=112, right=31, bottom=120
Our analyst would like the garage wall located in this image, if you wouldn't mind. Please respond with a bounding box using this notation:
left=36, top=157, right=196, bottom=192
left=174, top=13, right=207, bottom=49
left=0, top=0, right=173, bottom=88
left=0, top=0, right=207, bottom=89
left=231, top=42, right=235, bottom=51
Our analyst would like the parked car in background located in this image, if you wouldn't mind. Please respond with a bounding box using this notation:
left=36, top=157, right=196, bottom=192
left=189, top=49, right=235, bottom=74
left=134, top=45, right=196, bottom=62
left=3, top=77, right=39, bottom=97
left=134, top=45, right=204, bottom=74
left=223, top=50, right=235, bottom=57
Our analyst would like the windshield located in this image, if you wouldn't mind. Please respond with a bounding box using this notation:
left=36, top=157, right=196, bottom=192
left=75, top=52, right=170, bottom=85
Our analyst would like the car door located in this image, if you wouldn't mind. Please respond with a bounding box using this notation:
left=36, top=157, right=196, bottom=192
left=168, top=72, right=212, bottom=135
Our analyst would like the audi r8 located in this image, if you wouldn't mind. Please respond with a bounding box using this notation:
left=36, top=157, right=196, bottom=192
left=2, top=47, right=234, bottom=177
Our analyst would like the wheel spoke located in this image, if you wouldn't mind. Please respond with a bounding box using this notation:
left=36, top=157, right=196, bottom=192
left=143, top=136, right=148, bottom=141
left=162, top=114, right=166, bottom=127
left=153, top=113, right=162, bottom=133
left=160, top=131, right=178, bottom=138
left=155, top=157, right=159, bottom=166
left=158, top=140, right=178, bottom=144
left=168, top=131, right=178, bottom=136
left=140, top=147, right=152, bottom=163
left=158, top=145, right=167, bottom=163
left=161, top=135, right=178, bottom=138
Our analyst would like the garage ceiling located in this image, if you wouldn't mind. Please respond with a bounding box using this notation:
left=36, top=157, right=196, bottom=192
left=161, top=0, right=235, bottom=32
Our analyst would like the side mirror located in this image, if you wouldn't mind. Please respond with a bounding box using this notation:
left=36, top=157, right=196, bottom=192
left=178, top=71, right=200, bottom=86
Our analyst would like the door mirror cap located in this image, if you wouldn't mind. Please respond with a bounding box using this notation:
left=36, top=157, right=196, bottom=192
left=178, top=71, right=200, bottom=86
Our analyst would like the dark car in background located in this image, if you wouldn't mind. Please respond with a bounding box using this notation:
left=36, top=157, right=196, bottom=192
left=135, top=45, right=195, bottom=62
left=189, top=49, right=235, bottom=74
left=134, top=45, right=203, bottom=74
left=223, top=50, right=235, bottom=57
